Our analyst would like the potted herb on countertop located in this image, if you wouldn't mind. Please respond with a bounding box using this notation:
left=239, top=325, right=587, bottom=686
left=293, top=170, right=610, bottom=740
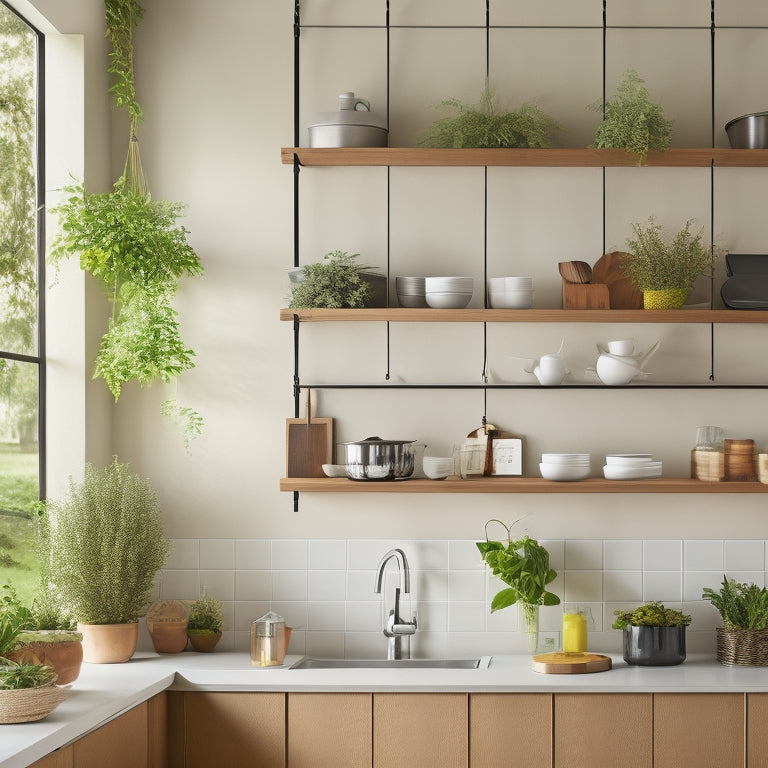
left=588, top=68, right=673, bottom=165
left=45, top=457, right=170, bottom=663
left=187, top=594, right=224, bottom=652
left=477, top=519, right=559, bottom=652
left=703, top=576, right=768, bottom=666
left=420, top=80, right=561, bottom=148
left=613, top=601, right=691, bottom=666
left=623, top=215, right=714, bottom=309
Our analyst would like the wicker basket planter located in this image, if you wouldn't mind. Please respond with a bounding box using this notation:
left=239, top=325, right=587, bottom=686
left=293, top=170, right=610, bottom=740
left=0, top=682, right=69, bottom=724
left=716, top=627, right=768, bottom=666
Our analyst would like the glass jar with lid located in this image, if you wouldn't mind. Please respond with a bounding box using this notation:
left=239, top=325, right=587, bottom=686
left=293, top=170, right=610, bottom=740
left=250, top=611, right=287, bottom=667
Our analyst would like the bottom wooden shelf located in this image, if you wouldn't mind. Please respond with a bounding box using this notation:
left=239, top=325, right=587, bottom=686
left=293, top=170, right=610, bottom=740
left=280, top=477, right=768, bottom=494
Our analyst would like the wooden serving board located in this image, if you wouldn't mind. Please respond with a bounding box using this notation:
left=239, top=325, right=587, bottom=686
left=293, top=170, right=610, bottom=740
left=285, top=417, right=333, bottom=478
left=532, top=652, right=612, bottom=674
left=591, top=251, right=644, bottom=309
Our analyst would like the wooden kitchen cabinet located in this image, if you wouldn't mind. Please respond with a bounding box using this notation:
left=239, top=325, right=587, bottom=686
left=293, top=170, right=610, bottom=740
left=748, top=693, right=768, bottom=766
left=470, top=693, right=552, bottom=768
left=72, top=700, right=149, bottom=768
left=554, top=693, right=652, bottom=768
left=288, top=692, right=372, bottom=768
left=654, top=693, right=743, bottom=768
left=373, top=693, right=467, bottom=768
left=176, top=692, right=285, bottom=768
left=28, top=746, right=73, bottom=768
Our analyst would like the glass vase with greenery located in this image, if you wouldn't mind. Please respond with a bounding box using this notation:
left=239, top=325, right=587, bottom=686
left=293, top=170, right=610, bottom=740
left=45, top=457, right=169, bottom=626
left=589, top=68, right=673, bottom=165
left=420, top=81, right=561, bottom=149
left=477, top=519, right=559, bottom=652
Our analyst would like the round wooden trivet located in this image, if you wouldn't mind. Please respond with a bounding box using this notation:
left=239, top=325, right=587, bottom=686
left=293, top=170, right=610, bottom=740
left=532, top=652, right=612, bottom=674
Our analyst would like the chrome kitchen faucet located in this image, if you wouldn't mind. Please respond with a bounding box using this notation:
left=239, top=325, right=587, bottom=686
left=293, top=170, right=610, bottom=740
left=374, top=548, right=418, bottom=659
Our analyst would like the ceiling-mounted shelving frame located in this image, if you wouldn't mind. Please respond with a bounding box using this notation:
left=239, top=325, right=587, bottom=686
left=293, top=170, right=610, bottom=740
left=284, top=0, right=768, bottom=501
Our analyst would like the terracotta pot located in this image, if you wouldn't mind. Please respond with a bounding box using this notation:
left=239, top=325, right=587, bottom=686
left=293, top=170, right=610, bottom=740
left=77, top=622, right=139, bottom=663
left=5, top=632, right=84, bottom=685
left=187, top=631, right=222, bottom=653
left=150, top=621, right=189, bottom=654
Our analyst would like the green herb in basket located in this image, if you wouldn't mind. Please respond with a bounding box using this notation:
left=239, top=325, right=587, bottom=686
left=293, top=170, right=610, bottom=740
left=702, top=576, right=768, bottom=630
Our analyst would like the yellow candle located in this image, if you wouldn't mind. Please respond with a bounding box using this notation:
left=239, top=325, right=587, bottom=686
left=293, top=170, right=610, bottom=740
left=562, top=612, right=588, bottom=653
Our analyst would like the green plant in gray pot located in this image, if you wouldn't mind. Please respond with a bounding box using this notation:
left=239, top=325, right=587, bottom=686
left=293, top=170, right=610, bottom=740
left=613, top=601, right=691, bottom=666
left=477, top=519, right=559, bottom=653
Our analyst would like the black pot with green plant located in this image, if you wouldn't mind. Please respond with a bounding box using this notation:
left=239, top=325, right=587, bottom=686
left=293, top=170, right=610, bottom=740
left=703, top=576, right=768, bottom=666
left=623, top=216, right=714, bottom=309
left=49, top=0, right=203, bottom=451
left=420, top=81, right=561, bottom=149
left=588, top=68, right=673, bottom=165
left=613, top=601, right=691, bottom=666
left=477, top=519, right=559, bottom=652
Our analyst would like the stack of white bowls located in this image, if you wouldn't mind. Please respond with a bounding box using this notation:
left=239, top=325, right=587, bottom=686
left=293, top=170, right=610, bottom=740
left=396, top=276, right=427, bottom=308
left=425, top=276, right=473, bottom=309
left=488, top=276, right=534, bottom=309
left=539, top=453, right=591, bottom=481
left=422, top=456, right=454, bottom=480
left=603, top=454, right=662, bottom=480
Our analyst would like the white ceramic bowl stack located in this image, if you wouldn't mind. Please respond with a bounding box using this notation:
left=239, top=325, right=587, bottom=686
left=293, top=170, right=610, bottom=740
left=539, top=453, right=591, bottom=481
left=603, top=454, right=662, bottom=480
left=488, top=276, right=534, bottom=309
left=422, top=456, right=455, bottom=480
left=396, top=276, right=427, bottom=308
left=425, top=277, right=473, bottom=309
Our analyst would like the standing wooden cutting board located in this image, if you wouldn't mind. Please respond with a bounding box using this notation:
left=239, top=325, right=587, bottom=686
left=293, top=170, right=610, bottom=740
left=591, top=251, right=644, bottom=309
left=285, top=417, right=333, bottom=477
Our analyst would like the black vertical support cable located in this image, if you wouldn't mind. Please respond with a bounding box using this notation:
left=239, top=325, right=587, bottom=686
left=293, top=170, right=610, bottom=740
left=709, top=0, right=716, bottom=380
left=601, top=0, right=607, bottom=256
left=385, top=0, right=391, bottom=380
left=36, top=30, right=46, bottom=500
left=481, top=0, right=490, bottom=422
left=293, top=0, right=301, bottom=512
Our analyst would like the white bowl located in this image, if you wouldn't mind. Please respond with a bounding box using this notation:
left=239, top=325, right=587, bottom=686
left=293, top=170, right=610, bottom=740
left=603, top=464, right=663, bottom=480
left=422, top=457, right=454, bottom=480
left=605, top=455, right=654, bottom=466
left=489, top=276, right=533, bottom=289
left=607, top=339, right=635, bottom=356
left=539, top=462, right=591, bottom=481
left=595, top=354, right=642, bottom=386
left=541, top=453, right=590, bottom=463
left=489, top=291, right=533, bottom=309
left=425, top=292, right=472, bottom=309
left=322, top=464, right=348, bottom=478
left=397, top=294, right=428, bottom=308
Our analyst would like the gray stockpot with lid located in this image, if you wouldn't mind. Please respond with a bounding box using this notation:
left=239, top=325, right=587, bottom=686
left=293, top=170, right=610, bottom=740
left=342, top=436, right=415, bottom=480
left=308, top=92, right=388, bottom=148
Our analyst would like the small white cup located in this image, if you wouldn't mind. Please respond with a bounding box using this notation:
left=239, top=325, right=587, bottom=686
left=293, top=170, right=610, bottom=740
left=607, top=339, right=634, bottom=356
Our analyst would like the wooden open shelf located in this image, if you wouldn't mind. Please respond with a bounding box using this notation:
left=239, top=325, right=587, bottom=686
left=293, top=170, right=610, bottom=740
left=282, top=147, right=768, bottom=168
left=280, top=477, right=768, bottom=494
left=280, top=308, right=768, bottom=324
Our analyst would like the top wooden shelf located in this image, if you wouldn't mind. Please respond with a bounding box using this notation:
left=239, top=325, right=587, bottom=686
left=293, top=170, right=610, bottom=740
left=282, top=147, right=768, bottom=168
left=280, top=308, right=768, bottom=324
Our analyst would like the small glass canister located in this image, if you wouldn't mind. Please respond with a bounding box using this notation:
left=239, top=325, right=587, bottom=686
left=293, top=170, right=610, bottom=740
left=562, top=604, right=590, bottom=654
left=691, top=426, right=724, bottom=482
left=250, top=611, right=287, bottom=667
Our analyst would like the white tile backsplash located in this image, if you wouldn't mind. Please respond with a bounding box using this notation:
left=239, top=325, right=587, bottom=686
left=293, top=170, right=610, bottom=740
left=161, top=538, right=768, bottom=656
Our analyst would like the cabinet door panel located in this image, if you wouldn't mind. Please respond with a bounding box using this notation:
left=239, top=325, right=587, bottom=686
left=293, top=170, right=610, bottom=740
left=288, top=692, right=372, bottom=768
left=748, top=693, right=768, bottom=766
left=654, top=693, right=743, bottom=768
left=554, top=693, right=652, bottom=768
left=470, top=693, right=552, bottom=768
left=28, top=746, right=73, bottom=768
left=73, top=702, right=148, bottom=768
left=374, top=693, right=467, bottom=768
left=184, top=692, right=285, bottom=768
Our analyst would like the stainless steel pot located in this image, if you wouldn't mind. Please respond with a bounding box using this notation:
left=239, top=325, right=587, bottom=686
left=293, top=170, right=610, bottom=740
left=342, top=436, right=415, bottom=481
left=308, top=92, right=388, bottom=148
left=725, top=111, right=768, bottom=149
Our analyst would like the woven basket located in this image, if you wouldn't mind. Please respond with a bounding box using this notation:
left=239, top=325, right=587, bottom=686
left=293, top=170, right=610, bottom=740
left=716, top=627, right=768, bottom=666
left=0, top=682, right=70, bottom=724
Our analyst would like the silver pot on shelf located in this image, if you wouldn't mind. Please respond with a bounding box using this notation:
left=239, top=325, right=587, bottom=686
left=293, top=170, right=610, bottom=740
left=342, top=436, right=415, bottom=481
left=308, top=92, right=388, bottom=148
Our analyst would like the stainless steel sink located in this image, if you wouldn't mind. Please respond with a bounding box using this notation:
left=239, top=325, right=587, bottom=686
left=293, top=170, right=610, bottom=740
left=290, top=657, right=483, bottom=670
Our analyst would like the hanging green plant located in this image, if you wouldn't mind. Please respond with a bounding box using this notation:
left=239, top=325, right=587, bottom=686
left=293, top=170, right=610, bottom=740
left=49, top=0, right=203, bottom=449
left=420, top=81, right=561, bottom=149
left=588, top=68, right=673, bottom=165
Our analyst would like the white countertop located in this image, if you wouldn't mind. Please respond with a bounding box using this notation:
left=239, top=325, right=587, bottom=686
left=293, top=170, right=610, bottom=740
left=6, top=651, right=768, bottom=768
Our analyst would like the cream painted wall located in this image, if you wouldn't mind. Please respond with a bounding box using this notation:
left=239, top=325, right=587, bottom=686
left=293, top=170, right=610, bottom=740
left=29, top=1, right=768, bottom=541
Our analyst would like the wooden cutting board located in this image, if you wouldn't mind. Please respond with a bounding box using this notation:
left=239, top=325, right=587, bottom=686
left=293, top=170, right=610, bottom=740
left=532, top=652, right=612, bottom=674
left=562, top=283, right=610, bottom=309
left=591, top=251, right=644, bottom=309
left=285, top=416, right=333, bottom=477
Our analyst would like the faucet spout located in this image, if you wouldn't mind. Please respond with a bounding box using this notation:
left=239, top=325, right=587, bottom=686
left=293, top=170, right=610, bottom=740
left=374, top=548, right=417, bottom=660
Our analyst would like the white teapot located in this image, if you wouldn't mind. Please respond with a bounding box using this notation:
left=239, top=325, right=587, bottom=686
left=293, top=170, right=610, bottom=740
left=595, top=340, right=660, bottom=386
left=524, top=340, right=568, bottom=386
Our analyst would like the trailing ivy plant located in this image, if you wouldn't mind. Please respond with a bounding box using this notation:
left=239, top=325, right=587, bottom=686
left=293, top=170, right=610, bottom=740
left=49, top=0, right=204, bottom=449
left=588, top=69, right=673, bottom=165
left=420, top=81, right=561, bottom=149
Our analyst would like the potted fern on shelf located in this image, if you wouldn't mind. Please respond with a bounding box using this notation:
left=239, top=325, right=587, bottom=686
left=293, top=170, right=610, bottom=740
left=703, top=576, right=768, bottom=666
left=477, top=519, right=559, bottom=653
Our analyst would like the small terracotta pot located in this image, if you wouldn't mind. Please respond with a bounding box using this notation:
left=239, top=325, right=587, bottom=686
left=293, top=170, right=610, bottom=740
left=5, top=632, right=84, bottom=685
left=187, top=631, right=222, bottom=653
left=77, top=622, right=139, bottom=663
left=150, top=621, right=189, bottom=654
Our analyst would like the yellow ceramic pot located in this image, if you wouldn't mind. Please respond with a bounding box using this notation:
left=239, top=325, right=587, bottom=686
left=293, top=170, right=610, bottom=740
left=643, top=289, right=687, bottom=309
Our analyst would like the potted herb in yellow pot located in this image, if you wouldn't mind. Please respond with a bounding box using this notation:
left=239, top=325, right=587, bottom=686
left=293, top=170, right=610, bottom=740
left=623, top=216, right=714, bottom=309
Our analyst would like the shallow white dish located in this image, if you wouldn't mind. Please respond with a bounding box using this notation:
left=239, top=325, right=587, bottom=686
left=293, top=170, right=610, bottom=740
left=541, top=453, right=590, bottom=463
left=322, top=464, right=348, bottom=478
left=539, top=462, right=591, bottom=481
left=488, top=291, right=533, bottom=309
left=605, top=455, right=655, bottom=466
left=603, top=464, right=663, bottom=480
left=425, top=292, right=472, bottom=309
